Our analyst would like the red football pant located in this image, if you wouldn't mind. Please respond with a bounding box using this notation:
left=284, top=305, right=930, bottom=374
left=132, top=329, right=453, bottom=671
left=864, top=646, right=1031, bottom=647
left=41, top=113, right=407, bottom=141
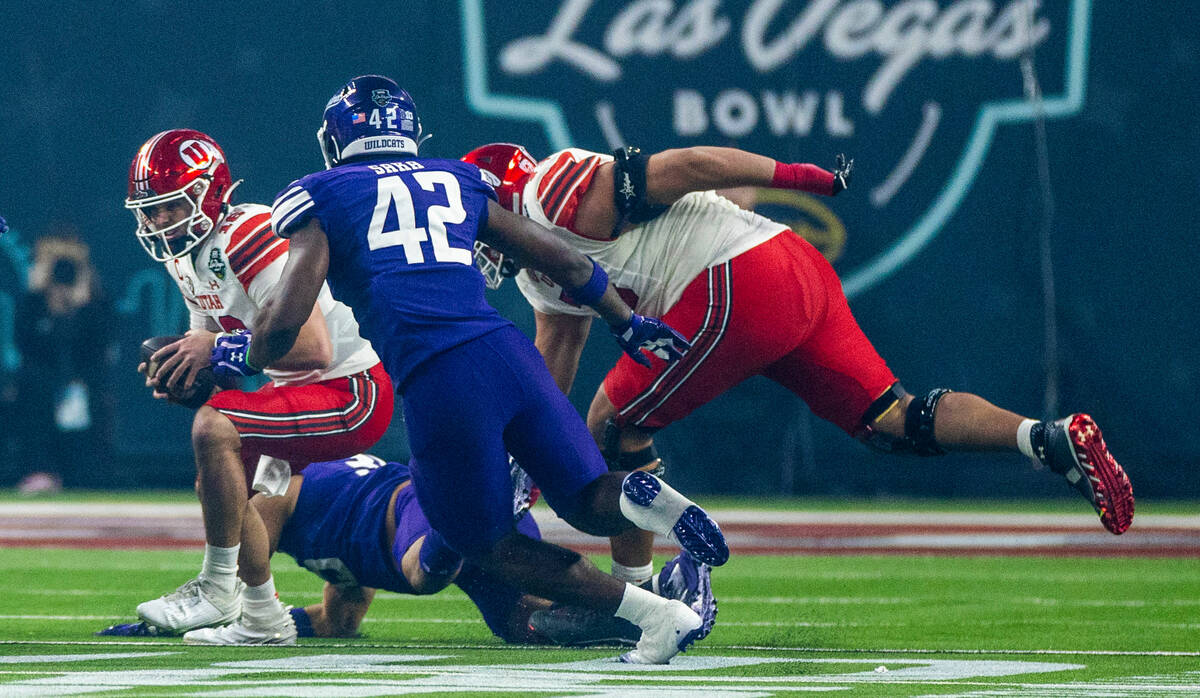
left=604, top=232, right=896, bottom=435
left=207, top=361, right=394, bottom=486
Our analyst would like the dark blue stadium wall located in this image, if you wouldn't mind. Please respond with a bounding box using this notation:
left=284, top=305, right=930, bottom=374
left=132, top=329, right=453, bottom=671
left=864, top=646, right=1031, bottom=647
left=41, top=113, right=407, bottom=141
left=1, top=2, right=1195, bottom=495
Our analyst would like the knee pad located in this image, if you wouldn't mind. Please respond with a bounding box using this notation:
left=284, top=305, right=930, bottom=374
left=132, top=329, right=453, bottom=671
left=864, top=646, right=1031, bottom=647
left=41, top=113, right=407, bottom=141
left=601, top=418, right=666, bottom=477
left=856, top=385, right=951, bottom=457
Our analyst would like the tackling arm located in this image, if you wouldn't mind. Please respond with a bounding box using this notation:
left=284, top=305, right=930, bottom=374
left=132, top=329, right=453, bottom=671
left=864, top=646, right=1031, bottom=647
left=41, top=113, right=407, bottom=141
left=245, top=220, right=330, bottom=371
left=480, top=200, right=632, bottom=329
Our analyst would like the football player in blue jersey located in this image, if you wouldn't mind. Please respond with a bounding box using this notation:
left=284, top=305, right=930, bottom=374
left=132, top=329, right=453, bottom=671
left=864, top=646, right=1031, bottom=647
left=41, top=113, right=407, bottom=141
left=208, top=75, right=724, bottom=663
left=101, top=454, right=717, bottom=646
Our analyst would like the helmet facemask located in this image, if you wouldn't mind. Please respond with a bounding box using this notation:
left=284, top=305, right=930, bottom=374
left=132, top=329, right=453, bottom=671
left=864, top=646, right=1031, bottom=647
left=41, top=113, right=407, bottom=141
left=127, top=178, right=216, bottom=262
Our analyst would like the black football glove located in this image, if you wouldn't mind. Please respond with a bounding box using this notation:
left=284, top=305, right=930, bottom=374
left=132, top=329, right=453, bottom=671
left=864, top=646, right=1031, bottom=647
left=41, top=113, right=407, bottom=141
left=831, top=154, right=853, bottom=195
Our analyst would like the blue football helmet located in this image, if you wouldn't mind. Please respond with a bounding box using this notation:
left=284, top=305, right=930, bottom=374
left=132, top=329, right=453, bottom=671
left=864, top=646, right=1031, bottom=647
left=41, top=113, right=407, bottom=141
left=318, top=75, right=425, bottom=168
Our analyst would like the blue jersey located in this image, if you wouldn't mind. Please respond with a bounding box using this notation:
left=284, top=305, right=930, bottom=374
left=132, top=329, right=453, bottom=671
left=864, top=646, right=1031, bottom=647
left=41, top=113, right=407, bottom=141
left=272, top=157, right=510, bottom=388
left=276, top=455, right=413, bottom=593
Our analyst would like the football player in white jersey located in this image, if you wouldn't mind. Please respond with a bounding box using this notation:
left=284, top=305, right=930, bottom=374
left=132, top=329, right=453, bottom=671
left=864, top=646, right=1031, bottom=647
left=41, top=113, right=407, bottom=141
left=464, top=143, right=1135, bottom=589
left=124, top=129, right=394, bottom=644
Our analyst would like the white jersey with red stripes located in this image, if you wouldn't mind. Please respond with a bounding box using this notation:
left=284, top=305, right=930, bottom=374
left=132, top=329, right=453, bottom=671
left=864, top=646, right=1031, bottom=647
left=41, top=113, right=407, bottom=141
left=513, top=148, right=788, bottom=317
left=163, top=203, right=379, bottom=386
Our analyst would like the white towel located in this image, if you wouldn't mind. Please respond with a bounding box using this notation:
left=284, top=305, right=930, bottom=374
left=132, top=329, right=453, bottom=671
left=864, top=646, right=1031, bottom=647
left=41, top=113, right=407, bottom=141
left=252, top=455, right=291, bottom=497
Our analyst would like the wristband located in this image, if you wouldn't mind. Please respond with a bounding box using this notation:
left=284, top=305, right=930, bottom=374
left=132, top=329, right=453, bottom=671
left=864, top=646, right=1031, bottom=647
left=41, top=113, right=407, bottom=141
left=563, top=258, right=609, bottom=307
left=771, top=161, right=835, bottom=196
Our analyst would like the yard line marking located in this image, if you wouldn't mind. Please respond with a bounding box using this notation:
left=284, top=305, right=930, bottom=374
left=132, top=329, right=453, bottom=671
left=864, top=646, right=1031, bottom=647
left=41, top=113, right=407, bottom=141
left=6, top=639, right=1200, bottom=657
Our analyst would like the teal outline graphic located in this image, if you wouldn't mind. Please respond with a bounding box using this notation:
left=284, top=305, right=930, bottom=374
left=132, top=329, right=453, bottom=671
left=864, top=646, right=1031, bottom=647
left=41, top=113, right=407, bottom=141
left=0, top=231, right=31, bottom=371
left=461, top=0, right=1092, bottom=298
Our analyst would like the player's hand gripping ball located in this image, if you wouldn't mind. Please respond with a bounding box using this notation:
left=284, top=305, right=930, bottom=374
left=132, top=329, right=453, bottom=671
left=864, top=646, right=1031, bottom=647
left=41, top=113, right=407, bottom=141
left=139, top=335, right=218, bottom=409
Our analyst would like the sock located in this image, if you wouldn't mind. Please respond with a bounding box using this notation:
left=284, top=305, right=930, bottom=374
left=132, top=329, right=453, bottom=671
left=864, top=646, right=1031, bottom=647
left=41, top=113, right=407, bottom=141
left=614, top=582, right=668, bottom=626
left=289, top=607, right=315, bottom=638
left=619, top=473, right=691, bottom=537
left=612, top=561, right=655, bottom=588
left=200, top=543, right=239, bottom=594
left=241, top=578, right=285, bottom=625
left=1016, top=419, right=1039, bottom=460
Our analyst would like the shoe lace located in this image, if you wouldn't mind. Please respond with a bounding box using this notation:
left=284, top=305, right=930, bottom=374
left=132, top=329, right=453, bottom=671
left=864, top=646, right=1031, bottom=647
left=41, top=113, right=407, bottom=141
left=160, top=578, right=203, bottom=603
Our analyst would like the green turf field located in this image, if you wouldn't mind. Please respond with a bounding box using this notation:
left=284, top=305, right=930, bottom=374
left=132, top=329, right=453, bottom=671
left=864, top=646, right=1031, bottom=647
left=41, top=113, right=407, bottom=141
left=0, top=546, right=1196, bottom=696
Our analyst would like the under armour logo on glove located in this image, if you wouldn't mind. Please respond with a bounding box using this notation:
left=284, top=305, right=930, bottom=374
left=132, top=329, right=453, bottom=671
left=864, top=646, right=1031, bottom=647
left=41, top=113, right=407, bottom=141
left=611, top=314, right=692, bottom=368
left=211, top=329, right=261, bottom=378
left=831, top=153, right=853, bottom=195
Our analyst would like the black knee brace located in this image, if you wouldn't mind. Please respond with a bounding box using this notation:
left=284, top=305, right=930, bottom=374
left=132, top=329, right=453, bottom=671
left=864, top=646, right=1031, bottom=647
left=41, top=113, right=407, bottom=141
left=903, top=388, right=952, bottom=456
left=856, top=385, right=951, bottom=456
left=601, top=417, right=666, bottom=476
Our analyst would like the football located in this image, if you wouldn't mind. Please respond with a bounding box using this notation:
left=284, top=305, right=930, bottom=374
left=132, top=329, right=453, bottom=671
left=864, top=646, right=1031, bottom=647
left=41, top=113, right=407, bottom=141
left=139, top=335, right=218, bottom=409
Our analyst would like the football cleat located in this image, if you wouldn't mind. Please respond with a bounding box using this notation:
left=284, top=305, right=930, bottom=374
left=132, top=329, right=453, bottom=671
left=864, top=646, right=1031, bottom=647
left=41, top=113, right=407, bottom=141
left=528, top=605, right=640, bottom=647
left=182, top=610, right=297, bottom=646
left=655, top=550, right=717, bottom=641
left=620, top=471, right=729, bottom=566
left=619, top=599, right=704, bottom=665
left=1040, top=414, right=1134, bottom=535
left=137, top=577, right=244, bottom=633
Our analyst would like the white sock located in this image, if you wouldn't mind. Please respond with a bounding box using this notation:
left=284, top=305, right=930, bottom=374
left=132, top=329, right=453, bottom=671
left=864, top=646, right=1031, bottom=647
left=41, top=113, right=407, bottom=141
left=201, top=543, right=239, bottom=593
left=612, top=562, right=655, bottom=587
left=241, top=578, right=284, bottom=624
left=614, top=582, right=668, bottom=626
left=1016, top=419, right=1038, bottom=459
left=619, top=475, right=691, bottom=536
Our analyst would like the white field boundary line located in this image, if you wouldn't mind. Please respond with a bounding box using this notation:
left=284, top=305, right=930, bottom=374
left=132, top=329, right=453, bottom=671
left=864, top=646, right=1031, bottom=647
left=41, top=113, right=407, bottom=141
left=0, top=503, right=1196, bottom=529
left=1, top=639, right=1199, bottom=657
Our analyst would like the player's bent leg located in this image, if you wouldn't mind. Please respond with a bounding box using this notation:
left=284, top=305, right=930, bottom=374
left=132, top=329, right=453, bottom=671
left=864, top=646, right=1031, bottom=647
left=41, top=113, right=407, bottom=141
left=527, top=548, right=718, bottom=648
left=619, top=471, right=728, bottom=567
left=191, top=406, right=249, bottom=548
left=591, top=396, right=665, bottom=583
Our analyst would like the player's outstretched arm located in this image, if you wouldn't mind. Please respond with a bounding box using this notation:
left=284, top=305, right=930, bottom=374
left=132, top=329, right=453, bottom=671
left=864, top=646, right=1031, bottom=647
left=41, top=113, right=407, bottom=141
left=246, top=220, right=330, bottom=372
left=644, top=147, right=850, bottom=204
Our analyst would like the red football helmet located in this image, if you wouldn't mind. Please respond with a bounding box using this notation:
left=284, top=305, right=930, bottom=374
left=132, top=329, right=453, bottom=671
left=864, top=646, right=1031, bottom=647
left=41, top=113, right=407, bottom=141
left=461, top=142, right=537, bottom=213
left=462, top=143, right=537, bottom=289
left=124, top=129, right=239, bottom=261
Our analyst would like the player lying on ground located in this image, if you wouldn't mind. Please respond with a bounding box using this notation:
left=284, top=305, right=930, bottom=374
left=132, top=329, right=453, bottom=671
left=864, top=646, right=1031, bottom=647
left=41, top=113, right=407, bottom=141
left=215, top=74, right=725, bottom=663
left=100, top=455, right=717, bottom=646
left=124, top=130, right=393, bottom=642
left=463, top=142, right=1135, bottom=587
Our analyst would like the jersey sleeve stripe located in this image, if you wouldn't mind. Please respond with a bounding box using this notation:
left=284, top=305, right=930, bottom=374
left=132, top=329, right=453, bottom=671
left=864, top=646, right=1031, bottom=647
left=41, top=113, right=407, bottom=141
left=227, top=212, right=272, bottom=250
left=535, top=152, right=575, bottom=200
left=545, top=156, right=602, bottom=225
left=235, top=238, right=288, bottom=286
left=229, top=231, right=279, bottom=273
left=272, top=187, right=315, bottom=237
left=541, top=158, right=592, bottom=221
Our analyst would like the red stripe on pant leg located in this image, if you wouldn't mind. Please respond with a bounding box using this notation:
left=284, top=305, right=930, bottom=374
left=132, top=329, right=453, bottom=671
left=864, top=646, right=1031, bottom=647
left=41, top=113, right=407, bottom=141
left=618, top=265, right=727, bottom=422
left=618, top=263, right=732, bottom=426
left=627, top=263, right=733, bottom=427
